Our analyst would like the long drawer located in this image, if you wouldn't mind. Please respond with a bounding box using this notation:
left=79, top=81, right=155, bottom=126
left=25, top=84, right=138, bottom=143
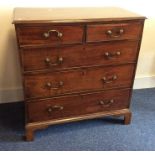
left=16, top=25, right=84, bottom=46
left=21, top=41, right=138, bottom=72
left=24, top=64, right=135, bottom=99
left=87, top=22, right=142, bottom=42
left=27, top=89, right=130, bottom=123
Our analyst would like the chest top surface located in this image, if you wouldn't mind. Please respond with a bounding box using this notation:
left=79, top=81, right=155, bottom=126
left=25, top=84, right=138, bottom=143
left=13, top=7, right=145, bottom=24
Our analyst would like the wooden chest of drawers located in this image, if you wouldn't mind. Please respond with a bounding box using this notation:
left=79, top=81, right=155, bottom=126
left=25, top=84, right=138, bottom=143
left=13, top=7, right=145, bottom=141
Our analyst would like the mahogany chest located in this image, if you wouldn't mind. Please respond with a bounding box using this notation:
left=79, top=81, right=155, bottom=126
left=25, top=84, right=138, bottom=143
left=13, top=7, right=145, bottom=141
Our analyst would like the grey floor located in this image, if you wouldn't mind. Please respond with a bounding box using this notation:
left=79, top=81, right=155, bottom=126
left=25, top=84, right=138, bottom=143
left=0, top=88, right=155, bottom=150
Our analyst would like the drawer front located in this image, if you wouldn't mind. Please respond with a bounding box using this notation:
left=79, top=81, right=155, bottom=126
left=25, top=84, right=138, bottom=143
left=27, top=89, right=130, bottom=123
left=16, top=25, right=84, bottom=45
left=87, top=22, right=142, bottom=42
left=24, top=65, right=134, bottom=99
left=21, top=41, right=138, bottom=72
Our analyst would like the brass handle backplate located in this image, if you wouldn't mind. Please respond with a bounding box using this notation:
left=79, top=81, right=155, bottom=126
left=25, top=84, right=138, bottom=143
left=43, top=29, right=63, bottom=38
left=44, top=56, right=64, bottom=66
left=104, top=51, right=121, bottom=59
left=47, top=105, right=64, bottom=114
left=45, top=81, right=64, bottom=90
left=101, top=75, right=117, bottom=84
left=99, top=99, right=114, bottom=107
left=106, top=28, right=124, bottom=38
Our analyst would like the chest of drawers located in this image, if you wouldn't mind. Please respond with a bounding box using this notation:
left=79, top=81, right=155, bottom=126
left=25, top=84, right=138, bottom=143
left=13, top=7, right=145, bottom=141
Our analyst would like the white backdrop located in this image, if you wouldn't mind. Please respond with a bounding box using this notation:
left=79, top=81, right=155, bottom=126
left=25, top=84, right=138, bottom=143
left=0, top=0, right=155, bottom=103
left=1, top=0, right=155, bottom=17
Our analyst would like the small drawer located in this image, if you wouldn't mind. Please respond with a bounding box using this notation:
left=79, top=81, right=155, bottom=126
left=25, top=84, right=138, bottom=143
left=21, top=41, right=138, bottom=72
left=16, top=25, right=84, bottom=46
left=27, top=89, right=130, bottom=123
left=24, top=64, right=134, bottom=99
left=87, top=22, right=143, bottom=42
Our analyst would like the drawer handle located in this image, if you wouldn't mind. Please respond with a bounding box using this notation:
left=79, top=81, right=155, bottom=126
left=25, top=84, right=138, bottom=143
left=45, top=81, right=64, bottom=90
left=43, top=29, right=63, bottom=38
left=47, top=105, right=64, bottom=113
left=99, top=99, right=114, bottom=107
left=45, top=56, right=63, bottom=66
left=101, top=75, right=117, bottom=84
left=106, top=29, right=124, bottom=38
left=104, top=51, right=121, bottom=59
